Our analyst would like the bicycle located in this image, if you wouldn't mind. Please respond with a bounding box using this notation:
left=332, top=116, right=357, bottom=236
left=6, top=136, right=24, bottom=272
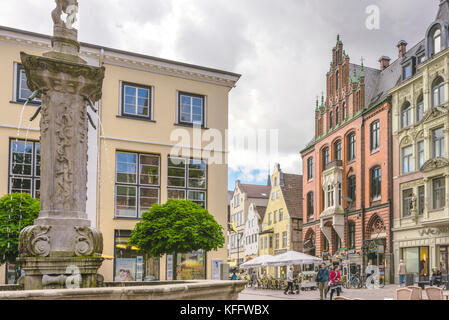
left=346, top=272, right=362, bottom=289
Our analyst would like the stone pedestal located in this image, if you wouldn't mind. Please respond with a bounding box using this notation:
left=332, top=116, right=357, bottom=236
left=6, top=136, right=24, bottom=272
left=17, top=22, right=105, bottom=290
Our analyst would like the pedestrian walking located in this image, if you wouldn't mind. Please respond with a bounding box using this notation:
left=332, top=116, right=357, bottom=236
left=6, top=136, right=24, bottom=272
left=284, top=267, right=294, bottom=295
left=329, top=265, right=342, bottom=300
left=398, top=259, right=407, bottom=287
left=251, top=271, right=258, bottom=288
left=316, top=263, right=330, bottom=300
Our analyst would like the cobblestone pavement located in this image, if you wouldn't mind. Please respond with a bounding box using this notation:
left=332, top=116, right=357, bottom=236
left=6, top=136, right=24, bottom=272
left=238, top=285, right=399, bottom=300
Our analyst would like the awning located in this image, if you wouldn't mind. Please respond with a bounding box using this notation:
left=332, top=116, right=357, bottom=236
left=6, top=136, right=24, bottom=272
left=239, top=255, right=274, bottom=269
left=265, top=251, right=322, bottom=267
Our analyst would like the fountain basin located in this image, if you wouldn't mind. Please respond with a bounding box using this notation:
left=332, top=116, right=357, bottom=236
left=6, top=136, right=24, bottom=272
left=0, top=280, right=246, bottom=300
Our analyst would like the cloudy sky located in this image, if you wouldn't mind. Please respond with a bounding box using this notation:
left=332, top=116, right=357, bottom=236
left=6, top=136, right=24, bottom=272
left=0, top=0, right=438, bottom=190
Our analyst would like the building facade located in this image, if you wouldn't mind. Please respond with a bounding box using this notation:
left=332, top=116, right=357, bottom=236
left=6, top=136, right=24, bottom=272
left=228, top=181, right=270, bottom=268
left=391, top=0, right=449, bottom=283
left=244, top=203, right=266, bottom=259
left=259, top=164, right=303, bottom=278
left=300, top=36, right=396, bottom=283
left=0, top=26, right=240, bottom=284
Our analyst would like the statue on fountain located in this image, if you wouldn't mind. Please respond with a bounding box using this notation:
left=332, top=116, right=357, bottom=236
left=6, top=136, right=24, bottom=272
left=52, top=0, right=79, bottom=30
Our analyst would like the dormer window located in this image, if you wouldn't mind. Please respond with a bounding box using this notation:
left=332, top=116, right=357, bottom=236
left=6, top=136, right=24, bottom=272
left=403, top=64, right=412, bottom=80
left=433, top=28, right=442, bottom=55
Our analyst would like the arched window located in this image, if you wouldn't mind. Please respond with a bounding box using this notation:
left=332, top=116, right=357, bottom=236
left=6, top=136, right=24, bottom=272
left=336, top=71, right=340, bottom=93
left=307, top=192, right=314, bottom=220
left=370, top=120, right=380, bottom=151
left=417, top=95, right=424, bottom=122
left=322, top=147, right=330, bottom=167
left=401, top=102, right=411, bottom=128
left=336, top=107, right=339, bottom=124
left=334, top=140, right=342, bottom=161
left=433, top=28, right=442, bottom=55
left=370, top=167, right=382, bottom=200
left=347, top=133, right=356, bottom=161
left=432, top=77, right=445, bottom=108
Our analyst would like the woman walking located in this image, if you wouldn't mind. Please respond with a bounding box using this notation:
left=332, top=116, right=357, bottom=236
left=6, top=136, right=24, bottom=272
left=329, top=265, right=342, bottom=300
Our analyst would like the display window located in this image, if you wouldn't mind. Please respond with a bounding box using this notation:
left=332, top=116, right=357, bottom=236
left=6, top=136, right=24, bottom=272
left=401, top=246, right=429, bottom=279
left=167, top=251, right=206, bottom=280
left=114, top=230, right=160, bottom=282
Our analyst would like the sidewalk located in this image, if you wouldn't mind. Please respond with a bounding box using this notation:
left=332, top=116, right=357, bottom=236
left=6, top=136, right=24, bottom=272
left=238, top=285, right=398, bottom=300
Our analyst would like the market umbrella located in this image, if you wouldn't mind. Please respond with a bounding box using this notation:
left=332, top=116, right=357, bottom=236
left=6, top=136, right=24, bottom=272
left=266, top=251, right=322, bottom=267
left=239, top=255, right=275, bottom=269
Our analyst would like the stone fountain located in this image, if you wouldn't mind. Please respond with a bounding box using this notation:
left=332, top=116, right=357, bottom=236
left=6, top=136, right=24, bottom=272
left=1, top=1, right=247, bottom=298
left=17, top=0, right=105, bottom=290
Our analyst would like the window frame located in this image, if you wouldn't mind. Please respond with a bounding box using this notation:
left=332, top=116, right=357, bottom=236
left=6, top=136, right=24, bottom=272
left=177, top=91, right=206, bottom=127
left=401, top=102, right=412, bottom=129
left=432, top=127, right=445, bottom=158
left=347, top=133, right=356, bottom=162
left=402, top=188, right=413, bottom=217
left=114, top=151, right=161, bottom=219
left=307, top=157, right=314, bottom=181
left=432, top=77, right=445, bottom=108
left=15, top=64, right=41, bottom=105
left=370, top=167, right=382, bottom=200
left=167, top=156, right=208, bottom=208
left=334, top=140, right=342, bottom=161
left=8, top=139, right=41, bottom=198
left=370, top=120, right=380, bottom=152
left=120, top=82, right=153, bottom=120
left=433, top=177, right=446, bottom=210
left=402, top=145, right=414, bottom=174
left=307, top=192, right=314, bottom=221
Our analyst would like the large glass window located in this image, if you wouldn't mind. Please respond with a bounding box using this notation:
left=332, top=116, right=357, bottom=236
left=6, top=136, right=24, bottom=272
left=371, top=167, right=381, bottom=200
left=433, top=127, right=445, bottom=158
left=370, top=121, right=380, bottom=151
left=307, top=157, right=313, bottom=180
left=433, top=29, right=442, bottom=55
left=334, top=140, right=342, bottom=161
left=347, top=133, right=356, bottom=161
left=401, top=102, right=412, bottom=128
left=114, top=230, right=160, bottom=282
left=322, top=147, right=330, bottom=167
left=417, top=96, right=424, bottom=122
left=402, top=189, right=413, bottom=217
left=115, top=152, right=160, bottom=218
left=15, top=64, right=40, bottom=104
left=432, top=77, right=445, bottom=108
left=167, top=157, right=207, bottom=208
left=9, top=140, right=40, bottom=198
left=402, top=145, right=413, bottom=174
left=417, top=141, right=425, bottom=169
left=348, top=176, right=356, bottom=203
left=167, top=251, right=206, bottom=280
left=121, top=82, right=152, bottom=119
left=307, top=192, right=314, bottom=221
left=402, top=247, right=429, bottom=279
left=178, top=92, right=205, bottom=126
left=433, top=177, right=446, bottom=210
left=418, top=186, right=425, bottom=215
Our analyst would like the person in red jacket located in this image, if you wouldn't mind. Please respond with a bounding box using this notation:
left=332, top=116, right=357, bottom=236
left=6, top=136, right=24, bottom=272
left=329, top=265, right=342, bottom=300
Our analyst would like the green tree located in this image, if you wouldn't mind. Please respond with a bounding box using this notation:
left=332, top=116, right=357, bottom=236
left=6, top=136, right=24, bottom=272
left=0, top=193, right=40, bottom=265
left=129, top=199, right=225, bottom=258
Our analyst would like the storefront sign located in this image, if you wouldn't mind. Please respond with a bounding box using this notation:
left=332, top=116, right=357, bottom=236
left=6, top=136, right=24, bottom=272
left=419, top=227, right=449, bottom=237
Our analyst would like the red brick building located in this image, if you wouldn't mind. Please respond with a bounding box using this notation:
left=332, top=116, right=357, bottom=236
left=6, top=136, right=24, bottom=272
left=300, top=36, right=397, bottom=283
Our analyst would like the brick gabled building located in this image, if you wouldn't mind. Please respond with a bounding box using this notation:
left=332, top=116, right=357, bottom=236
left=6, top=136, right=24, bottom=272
left=300, top=35, right=398, bottom=283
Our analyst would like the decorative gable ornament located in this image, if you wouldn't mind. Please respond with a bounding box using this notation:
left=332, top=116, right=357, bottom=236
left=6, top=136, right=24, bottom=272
left=422, top=105, right=448, bottom=123
left=420, top=157, right=449, bottom=173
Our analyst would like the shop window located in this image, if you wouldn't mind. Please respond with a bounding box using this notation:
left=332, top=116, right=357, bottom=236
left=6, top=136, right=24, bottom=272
left=402, top=247, right=429, bottom=279
left=114, top=230, right=160, bottom=282
left=166, top=251, right=206, bottom=280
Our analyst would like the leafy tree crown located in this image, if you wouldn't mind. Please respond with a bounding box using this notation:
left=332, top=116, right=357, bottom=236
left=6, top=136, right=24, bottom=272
left=129, top=199, right=225, bottom=258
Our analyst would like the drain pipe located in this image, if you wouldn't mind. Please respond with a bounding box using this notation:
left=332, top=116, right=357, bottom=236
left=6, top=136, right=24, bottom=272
left=96, top=48, right=105, bottom=231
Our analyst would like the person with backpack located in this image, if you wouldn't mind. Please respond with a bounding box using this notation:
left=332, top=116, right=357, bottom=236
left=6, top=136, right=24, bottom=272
left=316, top=263, right=329, bottom=300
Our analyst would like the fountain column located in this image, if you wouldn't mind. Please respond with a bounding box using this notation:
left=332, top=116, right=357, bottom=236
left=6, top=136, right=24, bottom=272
left=17, top=0, right=105, bottom=290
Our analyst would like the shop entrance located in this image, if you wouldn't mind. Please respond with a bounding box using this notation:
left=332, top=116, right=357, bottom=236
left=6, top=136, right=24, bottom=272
left=401, top=246, right=430, bottom=282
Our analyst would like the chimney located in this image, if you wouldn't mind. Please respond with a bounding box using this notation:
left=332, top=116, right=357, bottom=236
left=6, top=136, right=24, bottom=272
left=397, top=40, right=408, bottom=59
left=378, top=56, right=391, bottom=71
